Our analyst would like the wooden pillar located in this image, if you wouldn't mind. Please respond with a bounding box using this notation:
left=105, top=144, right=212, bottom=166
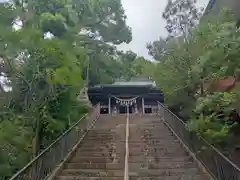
left=142, top=97, right=145, bottom=114
left=108, top=96, right=111, bottom=115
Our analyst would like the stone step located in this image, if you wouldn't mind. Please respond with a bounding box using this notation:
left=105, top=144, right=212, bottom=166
left=66, top=160, right=124, bottom=168
left=131, top=128, right=170, bottom=131
left=89, top=129, right=117, bottom=132
left=129, top=138, right=176, bottom=142
left=128, top=152, right=189, bottom=157
left=128, top=161, right=197, bottom=170
left=130, top=136, right=177, bottom=140
left=138, top=122, right=166, bottom=124
left=77, top=146, right=120, bottom=150
left=60, top=169, right=123, bottom=177
left=131, top=126, right=168, bottom=129
left=128, top=167, right=201, bottom=177
left=129, top=175, right=207, bottom=180
left=84, top=137, right=115, bottom=140
left=128, top=148, right=187, bottom=155
left=56, top=176, right=123, bottom=180
left=86, top=134, right=116, bottom=137
left=79, top=144, right=111, bottom=148
left=79, top=141, right=115, bottom=145
left=64, top=162, right=123, bottom=170
left=129, top=146, right=183, bottom=150
left=138, top=127, right=172, bottom=131
left=70, top=155, right=124, bottom=162
left=76, top=148, right=113, bottom=152
left=85, top=135, right=116, bottom=139
left=74, top=152, right=125, bottom=157
left=135, top=132, right=173, bottom=136
left=64, top=163, right=108, bottom=169
left=127, top=142, right=180, bottom=148
left=134, top=124, right=167, bottom=127
left=128, top=145, right=185, bottom=150
left=131, top=128, right=173, bottom=132
left=128, top=155, right=193, bottom=163
left=126, top=140, right=179, bottom=144
left=71, top=154, right=105, bottom=158
left=80, top=141, right=125, bottom=146
left=73, top=151, right=123, bottom=156
left=86, top=132, right=115, bottom=135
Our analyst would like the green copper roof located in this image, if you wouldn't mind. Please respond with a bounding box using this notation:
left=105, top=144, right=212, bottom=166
left=113, top=77, right=156, bottom=87
left=113, top=81, right=155, bottom=86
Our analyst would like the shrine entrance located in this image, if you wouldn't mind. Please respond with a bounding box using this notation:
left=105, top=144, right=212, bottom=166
left=100, top=106, right=109, bottom=114
left=112, top=96, right=138, bottom=114
left=119, top=106, right=127, bottom=114
left=118, top=104, right=135, bottom=114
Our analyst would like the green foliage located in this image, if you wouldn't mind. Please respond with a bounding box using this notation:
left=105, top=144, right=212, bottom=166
left=188, top=92, right=237, bottom=146
left=190, top=9, right=240, bottom=82
left=150, top=10, right=240, bottom=116
left=148, top=0, right=204, bottom=115
left=162, top=0, right=203, bottom=37
left=40, top=13, right=68, bottom=37
left=146, top=37, right=168, bottom=61
left=194, top=92, right=236, bottom=119
left=0, top=118, right=33, bottom=178
left=188, top=114, right=232, bottom=146
left=86, top=49, right=154, bottom=86
left=148, top=6, right=240, bottom=148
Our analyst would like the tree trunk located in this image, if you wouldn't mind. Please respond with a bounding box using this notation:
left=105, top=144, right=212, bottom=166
left=30, top=117, right=41, bottom=179
left=200, top=81, right=204, bottom=95
left=32, top=118, right=41, bottom=157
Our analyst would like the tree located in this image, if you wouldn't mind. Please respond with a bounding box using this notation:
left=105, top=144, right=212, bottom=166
left=188, top=92, right=237, bottom=147
left=147, top=0, right=202, bottom=61
left=151, top=9, right=240, bottom=148
left=132, top=56, right=156, bottom=77
left=162, top=0, right=202, bottom=38
left=148, top=0, right=205, bottom=116
left=146, top=37, right=168, bottom=61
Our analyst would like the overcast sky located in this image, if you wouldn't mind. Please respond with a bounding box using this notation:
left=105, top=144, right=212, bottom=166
left=118, top=0, right=210, bottom=59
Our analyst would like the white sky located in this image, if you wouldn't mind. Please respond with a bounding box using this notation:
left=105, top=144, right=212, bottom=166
left=118, top=0, right=210, bottom=59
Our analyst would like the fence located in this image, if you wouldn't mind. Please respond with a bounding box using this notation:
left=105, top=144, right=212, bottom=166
left=157, top=102, right=240, bottom=180
left=9, top=103, right=100, bottom=180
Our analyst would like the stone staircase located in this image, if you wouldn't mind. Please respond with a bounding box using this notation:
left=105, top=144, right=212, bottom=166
left=54, top=115, right=126, bottom=180
left=53, top=114, right=211, bottom=180
left=128, top=115, right=211, bottom=180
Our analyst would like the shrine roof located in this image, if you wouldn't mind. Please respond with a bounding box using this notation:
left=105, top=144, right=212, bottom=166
left=112, top=81, right=155, bottom=86
left=110, top=77, right=156, bottom=87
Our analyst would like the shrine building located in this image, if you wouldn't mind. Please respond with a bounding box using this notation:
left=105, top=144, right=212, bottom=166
left=87, top=77, right=164, bottom=114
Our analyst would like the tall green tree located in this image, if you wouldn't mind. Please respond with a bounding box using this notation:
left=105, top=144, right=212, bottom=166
left=150, top=8, right=240, bottom=147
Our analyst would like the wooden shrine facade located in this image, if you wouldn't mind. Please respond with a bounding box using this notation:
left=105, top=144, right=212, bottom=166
left=87, top=78, right=164, bottom=114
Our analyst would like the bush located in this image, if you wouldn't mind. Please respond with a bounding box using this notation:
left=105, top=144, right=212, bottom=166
left=188, top=92, right=238, bottom=147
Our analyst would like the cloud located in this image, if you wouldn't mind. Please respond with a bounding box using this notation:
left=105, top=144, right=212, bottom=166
left=118, top=0, right=210, bottom=59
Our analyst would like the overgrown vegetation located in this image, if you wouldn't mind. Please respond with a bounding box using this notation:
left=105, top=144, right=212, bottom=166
left=188, top=92, right=237, bottom=147
left=147, top=0, right=240, bottom=149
